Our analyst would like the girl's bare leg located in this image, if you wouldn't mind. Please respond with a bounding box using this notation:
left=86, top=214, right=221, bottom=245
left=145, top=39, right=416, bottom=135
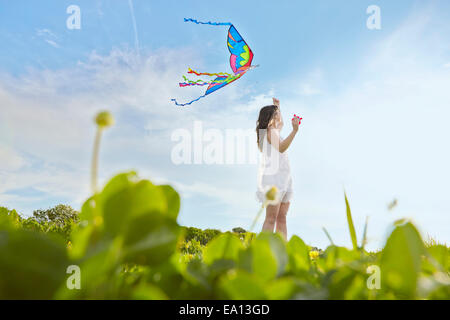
left=262, top=203, right=280, bottom=233
left=276, top=202, right=290, bottom=241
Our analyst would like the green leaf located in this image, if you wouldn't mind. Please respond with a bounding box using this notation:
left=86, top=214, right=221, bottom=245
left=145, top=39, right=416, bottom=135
left=159, top=185, right=180, bottom=220
left=257, top=232, right=288, bottom=276
left=246, top=239, right=277, bottom=281
left=122, top=212, right=181, bottom=266
left=317, top=245, right=360, bottom=272
left=203, top=233, right=243, bottom=265
left=265, top=277, right=296, bottom=299
left=69, top=221, right=95, bottom=260
left=103, top=180, right=167, bottom=236
left=287, top=235, right=310, bottom=273
left=209, top=259, right=236, bottom=279
left=345, top=192, right=358, bottom=251
left=380, top=220, right=427, bottom=298
left=56, top=237, right=123, bottom=299
left=326, top=265, right=366, bottom=299
left=217, top=270, right=267, bottom=299
left=101, top=171, right=139, bottom=204
left=0, top=228, right=68, bottom=299
left=131, top=284, right=169, bottom=300
left=426, top=245, right=449, bottom=272
left=239, top=232, right=287, bottom=282
left=146, top=257, right=185, bottom=299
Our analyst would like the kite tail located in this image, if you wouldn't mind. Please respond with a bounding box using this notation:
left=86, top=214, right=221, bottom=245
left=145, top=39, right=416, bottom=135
left=187, top=68, right=232, bottom=77
left=171, top=94, right=208, bottom=106
left=179, top=75, right=228, bottom=87
left=179, top=82, right=209, bottom=87
left=180, top=76, right=212, bottom=86
left=184, top=18, right=232, bottom=26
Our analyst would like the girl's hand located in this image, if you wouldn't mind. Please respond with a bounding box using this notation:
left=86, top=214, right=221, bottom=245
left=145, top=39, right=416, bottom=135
left=273, top=97, right=280, bottom=107
left=291, top=117, right=299, bottom=132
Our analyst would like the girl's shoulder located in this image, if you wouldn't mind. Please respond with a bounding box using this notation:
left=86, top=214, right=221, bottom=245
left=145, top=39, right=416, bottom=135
left=267, top=127, right=281, bottom=140
left=267, top=127, right=281, bottom=134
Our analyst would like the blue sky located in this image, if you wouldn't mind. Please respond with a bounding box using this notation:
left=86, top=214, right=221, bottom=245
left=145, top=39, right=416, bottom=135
left=0, top=0, right=449, bottom=250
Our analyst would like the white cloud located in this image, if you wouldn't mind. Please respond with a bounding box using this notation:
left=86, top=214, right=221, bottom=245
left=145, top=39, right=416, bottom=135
left=297, top=69, right=323, bottom=96
left=175, top=181, right=255, bottom=213
left=0, top=145, right=26, bottom=171
left=299, top=83, right=321, bottom=96
left=44, top=39, right=60, bottom=48
left=36, top=28, right=60, bottom=48
left=36, top=29, right=57, bottom=38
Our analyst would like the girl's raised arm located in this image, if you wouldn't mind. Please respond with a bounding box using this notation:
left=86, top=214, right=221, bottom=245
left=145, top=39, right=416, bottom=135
left=268, top=119, right=299, bottom=153
left=267, top=98, right=300, bottom=153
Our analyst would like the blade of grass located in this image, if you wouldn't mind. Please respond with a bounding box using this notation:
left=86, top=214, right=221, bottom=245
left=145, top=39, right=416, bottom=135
left=322, top=227, right=335, bottom=246
left=345, top=192, right=358, bottom=251
left=361, top=216, right=369, bottom=251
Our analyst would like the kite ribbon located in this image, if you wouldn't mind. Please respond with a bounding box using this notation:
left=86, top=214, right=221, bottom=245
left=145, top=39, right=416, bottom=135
left=171, top=95, right=208, bottom=107
left=179, top=75, right=232, bottom=87
left=187, top=68, right=232, bottom=77
left=183, top=18, right=232, bottom=26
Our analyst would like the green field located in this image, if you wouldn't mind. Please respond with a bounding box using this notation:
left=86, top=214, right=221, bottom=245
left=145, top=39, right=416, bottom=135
left=0, top=171, right=448, bottom=300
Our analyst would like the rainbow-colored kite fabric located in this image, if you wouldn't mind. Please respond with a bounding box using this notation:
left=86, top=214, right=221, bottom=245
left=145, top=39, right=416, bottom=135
left=171, top=18, right=257, bottom=106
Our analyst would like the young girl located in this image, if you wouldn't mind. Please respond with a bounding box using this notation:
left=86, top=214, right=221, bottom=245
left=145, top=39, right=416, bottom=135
left=255, top=98, right=300, bottom=240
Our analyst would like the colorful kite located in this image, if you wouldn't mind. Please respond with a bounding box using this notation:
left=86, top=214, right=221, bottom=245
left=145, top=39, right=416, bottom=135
left=171, top=18, right=258, bottom=106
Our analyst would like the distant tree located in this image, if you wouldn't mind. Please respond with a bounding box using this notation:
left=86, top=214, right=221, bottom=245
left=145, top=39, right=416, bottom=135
left=0, top=206, right=22, bottom=227
left=232, top=227, right=247, bottom=234
left=18, top=204, right=80, bottom=241
left=183, top=227, right=221, bottom=246
left=32, top=204, right=79, bottom=228
left=1, top=204, right=79, bottom=241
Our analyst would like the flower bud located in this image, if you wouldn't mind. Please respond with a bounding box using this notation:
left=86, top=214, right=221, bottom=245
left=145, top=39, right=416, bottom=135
left=309, top=250, right=320, bottom=259
left=265, top=186, right=278, bottom=201
left=95, top=111, right=114, bottom=128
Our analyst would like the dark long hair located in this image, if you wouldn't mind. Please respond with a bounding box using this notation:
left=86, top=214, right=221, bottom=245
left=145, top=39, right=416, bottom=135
left=256, top=105, right=278, bottom=151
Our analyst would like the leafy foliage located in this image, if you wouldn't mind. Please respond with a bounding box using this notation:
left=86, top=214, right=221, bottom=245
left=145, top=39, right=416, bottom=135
left=1, top=205, right=79, bottom=241
left=0, top=174, right=449, bottom=300
left=183, top=227, right=221, bottom=246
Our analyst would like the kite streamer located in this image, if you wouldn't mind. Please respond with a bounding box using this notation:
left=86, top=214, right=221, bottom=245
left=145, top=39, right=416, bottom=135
left=187, top=68, right=232, bottom=78
left=179, top=74, right=240, bottom=87
left=183, top=18, right=232, bottom=26
left=171, top=19, right=257, bottom=106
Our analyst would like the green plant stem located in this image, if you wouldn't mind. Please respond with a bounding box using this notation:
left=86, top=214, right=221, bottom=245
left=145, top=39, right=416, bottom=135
left=249, top=202, right=266, bottom=233
left=243, top=202, right=267, bottom=246
left=91, top=127, right=103, bottom=194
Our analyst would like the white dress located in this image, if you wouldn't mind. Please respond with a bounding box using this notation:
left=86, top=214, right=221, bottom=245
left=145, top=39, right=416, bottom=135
left=256, top=129, right=293, bottom=204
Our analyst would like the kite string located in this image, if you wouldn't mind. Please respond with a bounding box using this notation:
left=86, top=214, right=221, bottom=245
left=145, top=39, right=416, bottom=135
left=184, top=18, right=232, bottom=26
